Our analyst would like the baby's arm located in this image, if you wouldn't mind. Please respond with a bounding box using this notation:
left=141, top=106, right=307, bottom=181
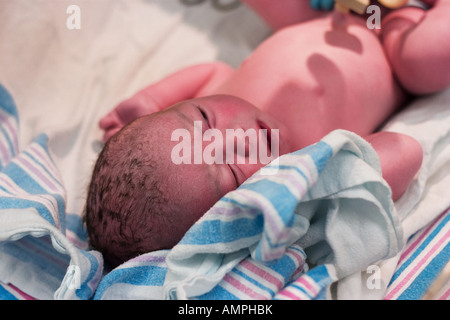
left=241, top=0, right=328, bottom=30
left=366, top=132, right=423, bottom=201
left=381, top=0, right=450, bottom=95
left=99, top=62, right=233, bottom=141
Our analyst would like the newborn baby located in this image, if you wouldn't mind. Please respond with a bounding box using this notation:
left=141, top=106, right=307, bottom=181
left=85, top=0, right=449, bottom=267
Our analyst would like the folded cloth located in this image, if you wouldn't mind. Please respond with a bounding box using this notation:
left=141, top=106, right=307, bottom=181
left=164, top=129, right=403, bottom=299
left=0, top=84, right=103, bottom=300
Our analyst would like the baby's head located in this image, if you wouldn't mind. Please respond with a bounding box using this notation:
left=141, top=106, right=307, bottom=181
left=84, top=95, right=292, bottom=267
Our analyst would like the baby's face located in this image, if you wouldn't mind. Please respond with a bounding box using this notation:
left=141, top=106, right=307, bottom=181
left=134, top=95, right=293, bottom=240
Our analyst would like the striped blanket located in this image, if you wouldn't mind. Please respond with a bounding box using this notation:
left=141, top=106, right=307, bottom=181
left=0, top=85, right=103, bottom=299
left=0, top=84, right=448, bottom=300
left=385, top=208, right=449, bottom=300
left=93, top=125, right=402, bottom=300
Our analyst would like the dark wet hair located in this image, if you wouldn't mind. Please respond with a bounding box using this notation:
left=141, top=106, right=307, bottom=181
left=84, top=117, right=177, bottom=267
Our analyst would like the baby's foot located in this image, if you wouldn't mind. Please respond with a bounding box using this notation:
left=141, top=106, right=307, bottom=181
left=99, top=91, right=159, bottom=142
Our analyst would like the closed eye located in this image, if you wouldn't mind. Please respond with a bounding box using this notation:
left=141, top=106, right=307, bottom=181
left=198, top=107, right=209, bottom=128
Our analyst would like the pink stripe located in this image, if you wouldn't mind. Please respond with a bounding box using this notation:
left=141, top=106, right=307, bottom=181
left=0, top=175, right=22, bottom=193
left=127, top=254, right=167, bottom=264
left=19, top=237, right=69, bottom=267
left=18, top=155, right=58, bottom=192
left=0, top=192, right=58, bottom=225
left=294, top=276, right=317, bottom=296
left=297, top=156, right=316, bottom=183
left=288, top=253, right=306, bottom=279
left=0, top=140, right=9, bottom=164
left=273, top=168, right=307, bottom=195
left=399, top=210, right=448, bottom=263
left=65, top=233, right=89, bottom=250
left=223, top=274, right=268, bottom=300
left=0, top=112, right=19, bottom=150
left=7, top=283, right=36, bottom=300
left=385, top=229, right=450, bottom=300
left=242, top=192, right=283, bottom=240
left=240, top=260, right=283, bottom=289
left=439, top=287, right=450, bottom=300
left=29, top=144, right=57, bottom=175
left=287, top=249, right=304, bottom=266
left=277, top=287, right=305, bottom=300
left=0, top=114, right=18, bottom=164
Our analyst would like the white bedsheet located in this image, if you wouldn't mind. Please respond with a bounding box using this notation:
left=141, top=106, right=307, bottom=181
left=0, top=0, right=269, bottom=217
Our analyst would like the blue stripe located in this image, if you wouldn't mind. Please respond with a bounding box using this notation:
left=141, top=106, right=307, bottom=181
left=180, top=215, right=264, bottom=245
left=0, top=84, right=18, bottom=117
left=75, top=250, right=102, bottom=299
left=0, top=84, right=19, bottom=169
left=240, top=180, right=298, bottom=227
left=65, top=214, right=88, bottom=242
left=292, top=141, right=333, bottom=174
left=234, top=253, right=299, bottom=297
left=102, top=265, right=167, bottom=286
left=94, top=265, right=167, bottom=299
left=397, top=242, right=449, bottom=300
left=288, top=282, right=314, bottom=299
left=24, top=146, right=64, bottom=191
left=202, top=253, right=302, bottom=300
left=272, top=164, right=310, bottom=182
left=232, top=267, right=275, bottom=297
left=306, top=265, right=333, bottom=283
left=315, top=287, right=329, bottom=300
left=31, top=133, right=49, bottom=149
left=0, top=185, right=11, bottom=194
left=2, top=162, right=48, bottom=194
left=0, top=197, right=57, bottom=226
left=279, top=265, right=334, bottom=300
left=1, top=236, right=69, bottom=280
left=219, top=196, right=261, bottom=212
left=0, top=125, right=16, bottom=162
left=8, top=233, right=69, bottom=267
left=0, top=284, right=18, bottom=300
left=269, top=254, right=301, bottom=283
left=389, top=213, right=449, bottom=285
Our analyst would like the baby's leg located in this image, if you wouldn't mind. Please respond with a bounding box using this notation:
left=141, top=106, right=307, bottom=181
left=366, top=132, right=423, bottom=201
left=99, top=62, right=233, bottom=141
left=381, top=0, right=450, bottom=94
left=241, top=0, right=327, bottom=30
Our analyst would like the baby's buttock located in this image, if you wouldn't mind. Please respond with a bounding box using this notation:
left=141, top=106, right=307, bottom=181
left=216, top=13, right=404, bottom=147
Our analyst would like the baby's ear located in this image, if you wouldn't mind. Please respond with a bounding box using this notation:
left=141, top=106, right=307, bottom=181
left=366, top=131, right=423, bottom=201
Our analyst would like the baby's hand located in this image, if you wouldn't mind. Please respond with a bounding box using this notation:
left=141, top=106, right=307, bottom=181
left=310, top=0, right=335, bottom=11
left=99, top=91, right=159, bottom=142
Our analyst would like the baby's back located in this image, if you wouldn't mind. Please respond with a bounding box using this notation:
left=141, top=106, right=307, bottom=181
left=215, top=13, right=404, bottom=148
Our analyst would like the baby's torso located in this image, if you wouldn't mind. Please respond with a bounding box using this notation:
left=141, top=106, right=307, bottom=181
left=214, top=13, right=404, bottom=148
